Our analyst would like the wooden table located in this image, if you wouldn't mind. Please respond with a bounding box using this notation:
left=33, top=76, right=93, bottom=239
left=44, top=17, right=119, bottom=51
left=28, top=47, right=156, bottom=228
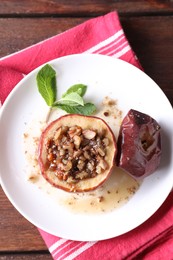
left=0, top=1, right=173, bottom=259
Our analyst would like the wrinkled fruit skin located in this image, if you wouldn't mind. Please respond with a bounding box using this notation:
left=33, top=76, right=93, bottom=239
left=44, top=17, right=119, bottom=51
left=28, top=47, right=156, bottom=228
left=116, top=109, right=161, bottom=179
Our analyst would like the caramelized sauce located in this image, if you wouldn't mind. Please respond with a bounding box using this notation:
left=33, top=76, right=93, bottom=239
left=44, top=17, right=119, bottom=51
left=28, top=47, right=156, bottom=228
left=60, top=167, right=140, bottom=214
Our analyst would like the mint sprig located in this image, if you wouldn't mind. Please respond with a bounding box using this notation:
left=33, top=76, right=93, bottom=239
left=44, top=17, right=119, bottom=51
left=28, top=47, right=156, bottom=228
left=36, top=64, right=56, bottom=106
left=58, top=92, right=84, bottom=106
left=53, top=103, right=96, bottom=116
left=62, top=84, right=87, bottom=98
left=36, top=64, right=96, bottom=116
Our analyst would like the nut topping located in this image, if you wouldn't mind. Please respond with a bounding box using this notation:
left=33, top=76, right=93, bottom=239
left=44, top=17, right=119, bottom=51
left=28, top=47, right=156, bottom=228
left=38, top=114, right=117, bottom=192
left=82, top=129, right=96, bottom=139
left=73, top=135, right=82, bottom=149
left=45, top=125, right=110, bottom=183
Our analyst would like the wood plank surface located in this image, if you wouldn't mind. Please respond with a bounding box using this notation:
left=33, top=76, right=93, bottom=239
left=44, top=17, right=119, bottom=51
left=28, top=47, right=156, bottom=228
left=121, top=16, right=173, bottom=105
left=0, top=253, right=52, bottom=260
left=0, top=0, right=173, bottom=16
left=0, top=188, right=47, bottom=251
left=0, top=17, right=86, bottom=57
left=0, top=16, right=172, bottom=104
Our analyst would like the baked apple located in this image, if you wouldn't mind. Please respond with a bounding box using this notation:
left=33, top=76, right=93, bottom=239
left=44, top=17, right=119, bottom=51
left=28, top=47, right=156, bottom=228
left=38, top=114, right=117, bottom=192
left=117, top=109, right=161, bottom=178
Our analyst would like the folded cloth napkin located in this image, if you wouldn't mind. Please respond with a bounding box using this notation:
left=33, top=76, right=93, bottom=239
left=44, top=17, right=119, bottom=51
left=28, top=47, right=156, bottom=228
left=0, top=11, right=172, bottom=260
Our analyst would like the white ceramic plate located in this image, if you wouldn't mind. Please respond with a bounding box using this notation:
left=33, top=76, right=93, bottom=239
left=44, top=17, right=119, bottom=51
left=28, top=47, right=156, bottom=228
left=0, top=54, right=173, bottom=241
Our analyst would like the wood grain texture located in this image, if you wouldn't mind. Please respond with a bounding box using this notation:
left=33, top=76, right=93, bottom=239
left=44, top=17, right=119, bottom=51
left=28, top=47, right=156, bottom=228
left=0, top=253, right=52, bottom=260
left=121, top=16, right=173, bottom=105
left=0, top=188, right=47, bottom=251
left=0, top=0, right=173, bottom=16
left=0, top=17, right=86, bottom=57
left=0, top=16, right=172, bottom=103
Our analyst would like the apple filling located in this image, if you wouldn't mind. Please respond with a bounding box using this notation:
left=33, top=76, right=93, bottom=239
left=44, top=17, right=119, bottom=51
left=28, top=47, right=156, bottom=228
left=46, top=125, right=109, bottom=183
left=38, top=114, right=117, bottom=192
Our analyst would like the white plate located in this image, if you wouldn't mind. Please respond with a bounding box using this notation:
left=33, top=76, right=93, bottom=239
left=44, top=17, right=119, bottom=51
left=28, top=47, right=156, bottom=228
left=0, top=54, right=173, bottom=241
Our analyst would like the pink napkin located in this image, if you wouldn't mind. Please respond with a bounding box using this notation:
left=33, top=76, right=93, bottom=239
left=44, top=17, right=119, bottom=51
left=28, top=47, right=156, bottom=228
left=0, top=12, right=172, bottom=260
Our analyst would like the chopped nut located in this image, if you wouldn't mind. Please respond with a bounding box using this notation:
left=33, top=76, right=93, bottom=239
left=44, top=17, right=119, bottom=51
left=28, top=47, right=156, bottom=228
left=54, top=127, right=62, bottom=140
left=59, top=149, right=66, bottom=156
left=97, top=147, right=105, bottom=157
left=61, top=126, right=69, bottom=133
left=50, top=162, right=57, bottom=170
left=75, top=171, right=88, bottom=180
left=47, top=153, right=55, bottom=162
left=46, top=138, right=53, bottom=149
left=57, top=161, right=72, bottom=172
left=102, top=137, right=109, bottom=146
left=68, top=126, right=82, bottom=138
left=63, top=161, right=72, bottom=171
left=55, top=170, right=64, bottom=180
left=73, top=150, right=82, bottom=158
left=62, top=173, right=68, bottom=181
left=61, top=136, right=67, bottom=143
left=96, top=137, right=101, bottom=146
left=82, top=129, right=96, bottom=139
left=77, top=160, right=85, bottom=171
left=96, top=165, right=102, bottom=174
left=98, top=159, right=108, bottom=170
left=87, top=161, right=95, bottom=172
left=73, top=135, right=82, bottom=149
left=62, top=159, right=68, bottom=165
left=62, top=143, right=74, bottom=154
left=79, top=155, right=86, bottom=161
left=67, top=176, right=78, bottom=183
left=57, top=163, right=64, bottom=170
left=84, top=151, right=91, bottom=160
left=90, top=148, right=96, bottom=155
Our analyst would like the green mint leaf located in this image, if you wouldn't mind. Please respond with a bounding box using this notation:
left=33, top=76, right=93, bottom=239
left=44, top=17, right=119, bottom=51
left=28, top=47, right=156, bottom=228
left=55, top=100, right=80, bottom=107
left=36, top=64, right=56, bottom=106
left=53, top=103, right=96, bottom=116
left=60, top=92, right=84, bottom=106
left=62, top=84, right=87, bottom=98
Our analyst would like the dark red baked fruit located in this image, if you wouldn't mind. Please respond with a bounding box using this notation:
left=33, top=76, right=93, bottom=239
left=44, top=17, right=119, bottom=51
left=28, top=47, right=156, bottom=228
left=116, top=109, right=161, bottom=178
left=38, top=114, right=117, bottom=192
